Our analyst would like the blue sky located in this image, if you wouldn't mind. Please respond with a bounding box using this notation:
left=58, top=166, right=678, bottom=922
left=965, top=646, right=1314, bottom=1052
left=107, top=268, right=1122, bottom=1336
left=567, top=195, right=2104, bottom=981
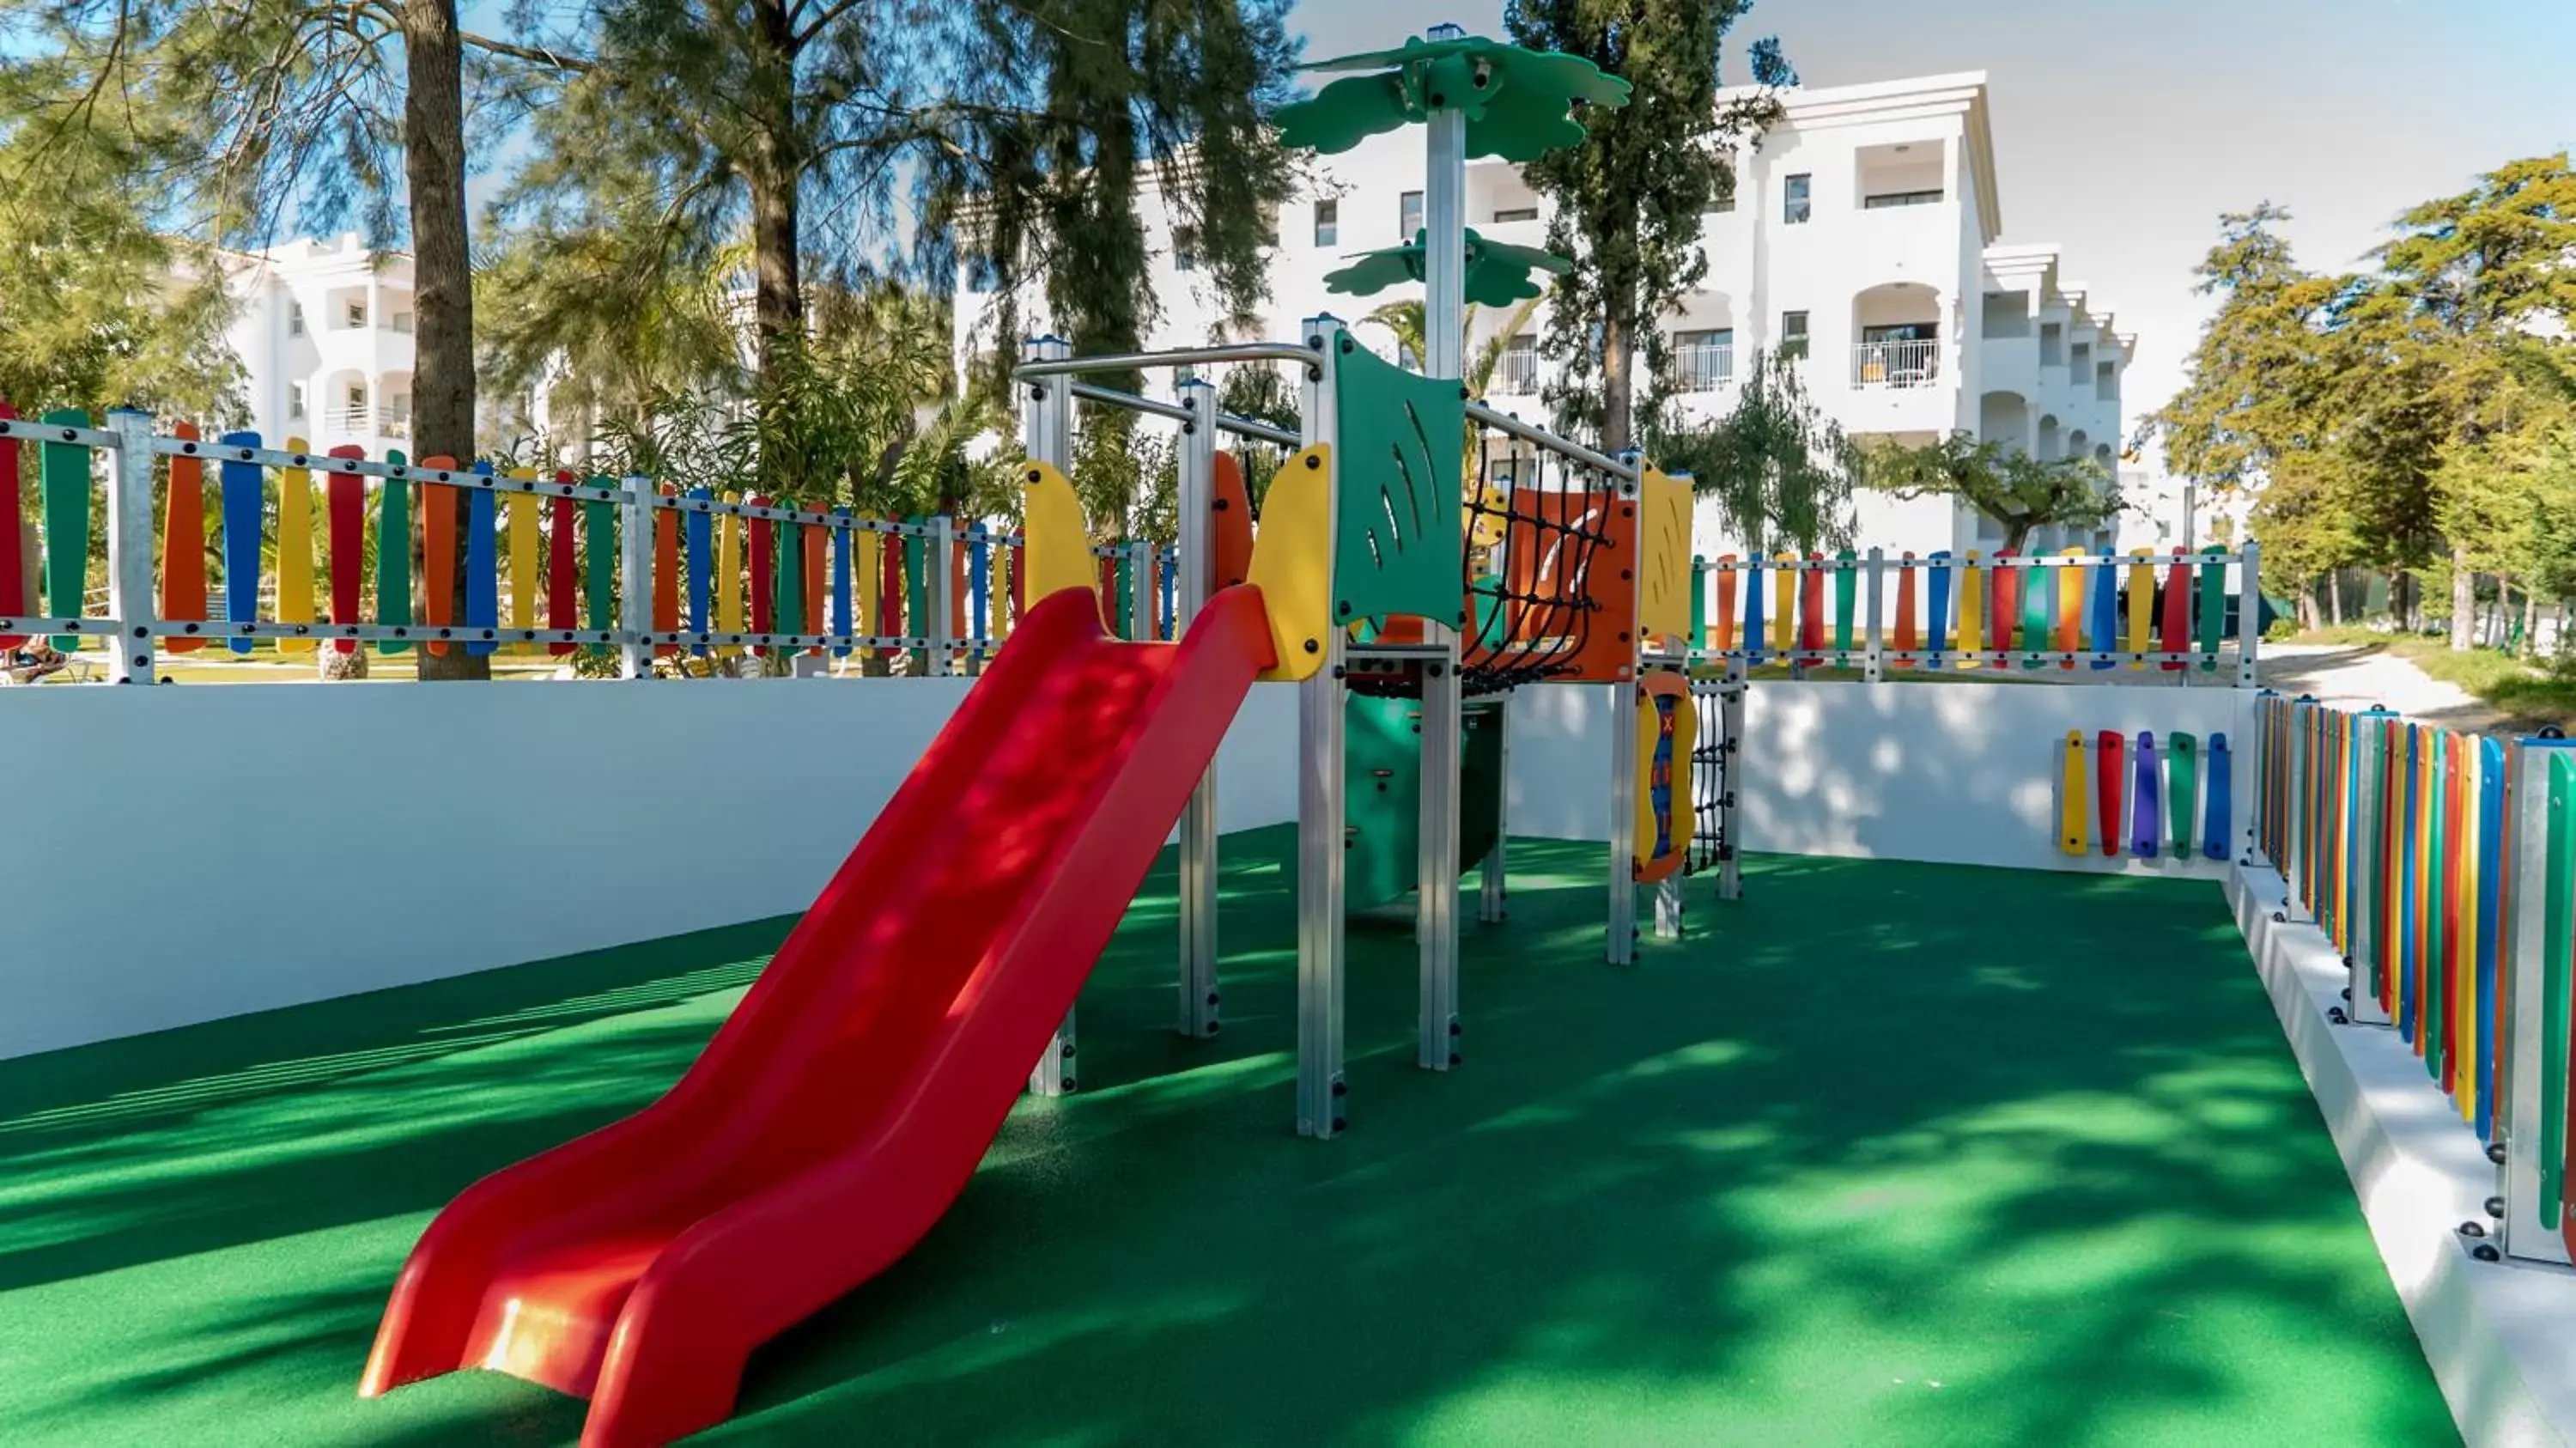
left=1293, top=0, right=2576, bottom=421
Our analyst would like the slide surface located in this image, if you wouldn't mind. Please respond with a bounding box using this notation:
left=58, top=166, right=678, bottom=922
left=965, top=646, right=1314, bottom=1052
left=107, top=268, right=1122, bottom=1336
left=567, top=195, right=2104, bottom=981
left=361, top=583, right=1275, bottom=1448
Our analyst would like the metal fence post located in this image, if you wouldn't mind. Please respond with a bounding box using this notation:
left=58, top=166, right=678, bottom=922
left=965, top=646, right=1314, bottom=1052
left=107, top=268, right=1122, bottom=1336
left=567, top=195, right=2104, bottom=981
left=1862, top=545, right=1886, bottom=684
left=927, top=514, right=956, bottom=678
left=2239, top=538, right=2262, bottom=689
left=1176, top=377, right=1223, bottom=1038
left=617, top=475, right=653, bottom=678
left=1297, top=315, right=1347, bottom=1138
left=1020, top=336, right=1078, bottom=1095
left=103, top=410, right=158, bottom=684
left=1606, top=452, right=1643, bottom=967
left=2344, top=709, right=2395, bottom=1027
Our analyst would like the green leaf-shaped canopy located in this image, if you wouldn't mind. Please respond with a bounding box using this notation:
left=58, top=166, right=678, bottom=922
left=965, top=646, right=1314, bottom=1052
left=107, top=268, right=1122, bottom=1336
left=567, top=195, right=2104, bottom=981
left=1322, top=228, right=1572, bottom=307
left=1275, top=35, right=1631, bottom=161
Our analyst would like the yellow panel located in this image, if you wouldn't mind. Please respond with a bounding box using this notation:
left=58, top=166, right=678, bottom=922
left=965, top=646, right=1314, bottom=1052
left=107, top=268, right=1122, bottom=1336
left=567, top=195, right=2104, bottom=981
left=276, top=437, right=316, bottom=652
left=1771, top=553, right=1795, bottom=654
left=2125, top=549, right=2153, bottom=669
left=1633, top=676, right=1698, bottom=873
left=1957, top=550, right=1984, bottom=667
left=858, top=526, right=882, bottom=644
left=1020, top=459, right=1098, bottom=608
left=1634, top=465, right=1692, bottom=647
left=716, top=497, right=744, bottom=657
left=507, top=469, right=541, bottom=652
left=2059, top=731, right=2087, bottom=854
left=1250, top=444, right=1333, bottom=684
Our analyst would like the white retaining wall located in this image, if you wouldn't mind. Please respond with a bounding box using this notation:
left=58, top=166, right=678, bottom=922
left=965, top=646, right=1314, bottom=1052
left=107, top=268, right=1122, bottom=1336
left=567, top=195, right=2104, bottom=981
left=1509, top=678, right=2257, bottom=877
left=0, top=679, right=1301, bottom=1060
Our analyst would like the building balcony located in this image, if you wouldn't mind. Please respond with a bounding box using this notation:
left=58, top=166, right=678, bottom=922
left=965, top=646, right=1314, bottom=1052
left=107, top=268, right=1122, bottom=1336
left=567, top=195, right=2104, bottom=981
left=1663, top=343, right=1735, bottom=393
left=1491, top=351, right=1540, bottom=395
left=1851, top=338, right=1941, bottom=389
left=319, top=405, right=409, bottom=440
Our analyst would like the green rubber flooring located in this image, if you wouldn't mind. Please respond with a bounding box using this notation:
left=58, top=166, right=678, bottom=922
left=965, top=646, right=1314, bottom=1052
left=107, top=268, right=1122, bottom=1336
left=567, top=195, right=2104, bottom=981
left=0, top=831, right=2453, bottom=1446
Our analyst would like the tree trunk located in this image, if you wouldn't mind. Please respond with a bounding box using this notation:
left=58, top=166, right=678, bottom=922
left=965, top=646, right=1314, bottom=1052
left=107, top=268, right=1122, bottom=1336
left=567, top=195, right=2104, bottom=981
left=2449, top=542, right=2476, bottom=650
left=2524, top=588, right=2541, bottom=659
left=404, top=0, right=488, bottom=681
left=2297, top=592, right=2319, bottom=631
left=2001, top=519, right=2032, bottom=554
left=2328, top=569, right=2344, bottom=625
left=1600, top=311, right=1632, bottom=454
left=747, top=0, right=803, bottom=392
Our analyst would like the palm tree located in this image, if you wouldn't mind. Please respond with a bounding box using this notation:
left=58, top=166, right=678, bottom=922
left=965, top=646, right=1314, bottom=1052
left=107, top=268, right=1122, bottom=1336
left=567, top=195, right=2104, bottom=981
left=1360, top=295, right=1545, bottom=400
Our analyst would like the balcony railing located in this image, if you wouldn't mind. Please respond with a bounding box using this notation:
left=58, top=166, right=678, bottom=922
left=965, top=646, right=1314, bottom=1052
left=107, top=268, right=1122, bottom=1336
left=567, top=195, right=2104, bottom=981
left=1851, top=338, right=1941, bottom=389
left=1663, top=343, right=1735, bottom=392
left=1492, top=350, right=1540, bottom=394
left=321, top=406, right=409, bottom=438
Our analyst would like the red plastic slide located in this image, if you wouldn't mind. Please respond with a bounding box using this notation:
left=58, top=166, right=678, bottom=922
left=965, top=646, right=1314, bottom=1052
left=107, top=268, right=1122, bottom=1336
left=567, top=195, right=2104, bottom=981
left=361, top=583, right=1276, bottom=1447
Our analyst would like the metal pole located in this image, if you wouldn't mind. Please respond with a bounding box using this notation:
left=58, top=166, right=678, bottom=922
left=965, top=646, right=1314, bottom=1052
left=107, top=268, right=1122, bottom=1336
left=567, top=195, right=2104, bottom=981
left=1297, top=316, right=1347, bottom=1138
left=1479, top=698, right=1510, bottom=923
left=2239, top=538, right=2262, bottom=690
left=1719, top=669, right=1746, bottom=902
left=102, top=411, right=158, bottom=684
left=1022, top=336, right=1080, bottom=1097
left=927, top=514, right=956, bottom=678
left=1128, top=538, right=1154, bottom=642
left=1176, top=378, right=1222, bottom=1038
left=1421, top=23, right=1467, bottom=381
left=1607, top=455, right=1643, bottom=965
left=1419, top=624, right=1463, bottom=1069
left=2284, top=697, right=2312, bottom=922
left=2500, top=738, right=2576, bottom=1263
left=618, top=474, right=653, bottom=679
left=1862, top=545, right=1886, bottom=683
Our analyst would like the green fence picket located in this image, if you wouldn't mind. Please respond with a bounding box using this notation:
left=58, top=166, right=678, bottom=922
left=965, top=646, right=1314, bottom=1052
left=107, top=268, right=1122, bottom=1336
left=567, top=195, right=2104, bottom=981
left=376, top=450, right=412, bottom=653
left=582, top=476, right=615, bottom=647
left=39, top=410, right=89, bottom=650
left=1832, top=548, right=1857, bottom=655
left=2196, top=544, right=2225, bottom=668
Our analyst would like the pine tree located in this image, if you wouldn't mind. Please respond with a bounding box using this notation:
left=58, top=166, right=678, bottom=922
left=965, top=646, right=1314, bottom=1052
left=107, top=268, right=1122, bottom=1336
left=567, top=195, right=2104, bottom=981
left=1504, top=0, right=1792, bottom=453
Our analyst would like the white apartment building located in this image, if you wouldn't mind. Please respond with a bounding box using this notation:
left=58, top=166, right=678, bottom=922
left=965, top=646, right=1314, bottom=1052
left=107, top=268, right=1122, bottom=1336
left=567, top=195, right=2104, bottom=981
left=955, top=70, right=2137, bottom=561
left=220, top=234, right=420, bottom=457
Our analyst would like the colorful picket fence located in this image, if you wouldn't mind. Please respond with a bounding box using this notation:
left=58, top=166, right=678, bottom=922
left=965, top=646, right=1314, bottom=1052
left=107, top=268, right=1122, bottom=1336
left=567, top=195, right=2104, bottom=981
left=0, top=408, right=1195, bottom=682
left=2257, top=691, right=2576, bottom=1264
left=1685, top=545, right=2260, bottom=683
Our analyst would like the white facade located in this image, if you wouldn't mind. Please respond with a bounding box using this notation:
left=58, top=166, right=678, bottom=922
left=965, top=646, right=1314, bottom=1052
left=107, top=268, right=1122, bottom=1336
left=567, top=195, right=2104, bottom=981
left=221, top=234, right=420, bottom=457
left=954, top=71, right=2138, bottom=562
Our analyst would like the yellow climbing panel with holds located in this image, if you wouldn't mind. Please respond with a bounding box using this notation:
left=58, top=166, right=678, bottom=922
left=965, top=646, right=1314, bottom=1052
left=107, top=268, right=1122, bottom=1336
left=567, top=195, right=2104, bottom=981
left=1020, top=459, right=1097, bottom=607
left=1635, top=465, right=1692, bottom=648
left=1250, top=443, right=1334, bottom=683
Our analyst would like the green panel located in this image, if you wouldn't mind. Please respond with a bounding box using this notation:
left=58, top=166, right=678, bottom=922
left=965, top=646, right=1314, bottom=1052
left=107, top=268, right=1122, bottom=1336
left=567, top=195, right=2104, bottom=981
left=902, top=516, right=929, bottom=666
left=2019, top=562, right=2048, bottom=668
left=1832, top=550, right=1857, bottom=655
left=2169, top=733, right=2199, bottom=857
left=583, top=475, right=615, bottom=645
left=1689, top=556, right=1707, bottom=646
left=1345, top=694, right=1505, bottom=915
left=39, top=410, right=89, bottom=650
left=777, top=514, right=805, bottom=637
left=376, top=449, right=412, bottom=653
left=1279, top=36, right=1631, bottom=162
left=2546, top=751, right=2574, bottom=1223
left=1332, top=339, right=1466, bottom=628
left=2197, top=545, right=2226, bottom=667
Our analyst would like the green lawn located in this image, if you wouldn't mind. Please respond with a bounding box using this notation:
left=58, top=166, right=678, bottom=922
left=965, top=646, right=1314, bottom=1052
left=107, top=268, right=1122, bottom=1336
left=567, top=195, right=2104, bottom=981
left=0, top=831, right=2452, bottom=1446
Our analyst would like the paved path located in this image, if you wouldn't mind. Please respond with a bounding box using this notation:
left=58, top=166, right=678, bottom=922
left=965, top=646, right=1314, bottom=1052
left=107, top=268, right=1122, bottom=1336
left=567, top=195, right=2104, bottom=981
left=2257, top=642, right=2510, bottom=733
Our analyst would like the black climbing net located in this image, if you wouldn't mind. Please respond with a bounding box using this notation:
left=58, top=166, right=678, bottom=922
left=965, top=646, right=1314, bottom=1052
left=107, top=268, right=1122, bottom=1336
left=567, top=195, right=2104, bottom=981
left=1685, top=682, right=1735, bottom=878
left=1449, top=416, right=1621, bottom=697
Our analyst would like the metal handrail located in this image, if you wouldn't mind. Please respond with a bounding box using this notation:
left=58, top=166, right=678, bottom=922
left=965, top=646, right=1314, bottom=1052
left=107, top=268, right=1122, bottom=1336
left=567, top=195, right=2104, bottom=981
left=1012, top=340, right=1321, bottom=381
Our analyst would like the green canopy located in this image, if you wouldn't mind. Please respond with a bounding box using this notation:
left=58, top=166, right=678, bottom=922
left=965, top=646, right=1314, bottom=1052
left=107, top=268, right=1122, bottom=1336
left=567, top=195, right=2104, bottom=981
left=1275, top=34, right=1630, bottom=161
left=1322, top=227, right=1572, bottom=305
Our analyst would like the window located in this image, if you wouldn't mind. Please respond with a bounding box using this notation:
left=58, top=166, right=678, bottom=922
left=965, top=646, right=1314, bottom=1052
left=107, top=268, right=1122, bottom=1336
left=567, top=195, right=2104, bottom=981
left=1783, top=173, right=1811, bottom=225
left=1400, top=190, right=1424, bottom=238
left=1862, top=189, right=1943, bottom=210
left=1861, top=322, right=1937, bottom=343
left=345, top=382, right=368, bottom=411
left=2070, top=342, right=2093, bottom=374
left=288, top=301, right=305, bottom=338
left=1706, top=191, right=1736, bottom=216
left=1494, top=333, right=1539, bottom=393
left=2040, top=322, right=2064, bottom=366
left=1313, top=199, right=1339, bottom=247
left=392, top=310, right=415, bottom=334
left=1173, top=226, right=1198, bottom=272
left=1780, top=310, right=1810, bottom=360
left=343, top=298, right=367, bottom=329
left=288, top=382, right=306, bottom=418
left=1668, top=328, right=1735, bottom=390
left=1492, top=205, right=1538, bottom=224
left=2097, top=360, right=2117, bottom=402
